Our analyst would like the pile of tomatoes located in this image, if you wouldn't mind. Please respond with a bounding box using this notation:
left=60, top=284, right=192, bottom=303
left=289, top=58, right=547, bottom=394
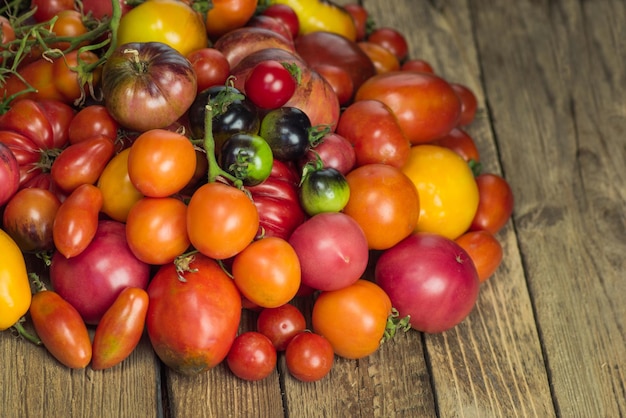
left=0, top=0, right=514, bottom=382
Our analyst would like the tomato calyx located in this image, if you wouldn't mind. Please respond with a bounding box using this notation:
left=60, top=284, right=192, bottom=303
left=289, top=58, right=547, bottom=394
left=381, top=308, right=411, bottom=344
left=173, top=250, right=200, bottom=282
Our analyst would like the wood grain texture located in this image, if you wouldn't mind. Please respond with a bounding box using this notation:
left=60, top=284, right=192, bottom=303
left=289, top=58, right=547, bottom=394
left=1, top=1, right=624, bottom=417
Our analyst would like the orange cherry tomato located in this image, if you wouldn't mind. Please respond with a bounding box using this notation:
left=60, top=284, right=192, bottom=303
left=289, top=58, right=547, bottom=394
left=97, top=148, right=144, bottom=223
left=205, top=0, right=259, bottom=40
left=125, top=197, right=190, bottom=265
left=455, top=230, right=503, bottom=283
left=232, top=237, right=301, bottom=308
left=343, top=163, right=420, bottom=250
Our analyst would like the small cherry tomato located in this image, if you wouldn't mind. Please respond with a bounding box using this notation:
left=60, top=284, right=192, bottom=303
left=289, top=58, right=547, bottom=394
left=262, top=4, right=299, bottom=38
left=218, top=133, right=274, bottom=186
left=232, top=236, right=301, bottom=308
left=451, top=83, right=478, bottom=126
left=245, top=60, right=297, bottom=109
left=91, top=287, right=149, bottom=370
left=401, top=58, right=435, bottom=73
left=29, top=290, right=92, bottom=369
left=433, top=127, right=481, bottom=165
left=470, top=173, right=514, bottom=234
left=187, top=48, right=231, bottom=93
left=285, top=332, right=334, bottom=382
left=256, top=303, right=306, bottom=351
left=299, top=166, right=350, bottom=216
left=226, top=331, right=277, bottom=381
left=367, top=27, right=409, bottom=63
left=358, top=41, right=400, bottom=74
left=97, top=148, right=144, bottom=223
left=455, top=230, right=503, bottom=282
left=259, top=106, right=312, bottom=161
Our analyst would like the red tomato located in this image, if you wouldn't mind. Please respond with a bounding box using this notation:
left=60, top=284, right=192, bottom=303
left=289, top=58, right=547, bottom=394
left=336, top=99, right=410, bottom=168
left=30, top=0, right=74, bottom=22
left=29, top=290, right=92, bottom=369
left=91, top=287, right=149, bottom=370
left=146, top=254, right=242, bottom=375
left=187, top=182, right=259, bottom=260
left=232, top=237, right=301, bottom=308
left=68, top=105, right=119, bottom=145
left=226, top=331, right=277, bottom=381
left=470, top=173, right=515, bottom=234
left=285, top=332, right=334, bottom=382
left=245, top=60, right=297, bottom=109
left=125, top=197, right=190, bottom=265
left=355, top=71, right=461, bottom=144
left=256, top=303, right=306, bottom=351
left=312, top=280, right=392, bottom=359
left=401, top=58, right=435, bottom=73
left=455, top=230, right=503, bottom=282
left=261, top=4, right=299, bottom=39
left=343, top=3, right=369, bottom=41
left=52, top=183, right=103, bottom=258
left=82, top=0, right=132, bottom=20
left=312, top=64, right=354, bottom=106
left=2, top=188, right=61, bottom=252
left=127, top=129, right=197, bottom=198
left=187, top=48, right=231, bottom=93
left=343, top=164, right=420, bottom=250
left=367, top=27, right=409, bottom=63
left=451, top=83, right=478, bottom=126
left=433, top=127, right=481, bottom=164
left=0, top=142, right=19, bottom=206
left=358, top=41, right=400, bottom=74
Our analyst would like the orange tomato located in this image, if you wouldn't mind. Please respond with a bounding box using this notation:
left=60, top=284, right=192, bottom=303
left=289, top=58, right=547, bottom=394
left=206, top=0, right=259, bottom=40
left=357, top=41, right=400, bottom=74
left=97, top=148, right=144, bottom=223
left=455, top=230, right=503, bottom=282
left=343, top=163, right=420, bottom=250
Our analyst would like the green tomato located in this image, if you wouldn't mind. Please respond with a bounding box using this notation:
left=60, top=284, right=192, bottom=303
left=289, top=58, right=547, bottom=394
left=219, top=133, right=274, bottom=186
left=299, top=167, right=350, bottom=216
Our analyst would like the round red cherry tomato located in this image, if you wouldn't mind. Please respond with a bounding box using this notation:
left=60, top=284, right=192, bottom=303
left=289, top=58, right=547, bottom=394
left=256, top=303, right=306, bottom=351
left=226, top=331, right=277, bottom=381
left=245, top=60, right=297, bottom=109
left=470, top=173, right=514, bottom=234
left=285, top=332, right=334, bottom=382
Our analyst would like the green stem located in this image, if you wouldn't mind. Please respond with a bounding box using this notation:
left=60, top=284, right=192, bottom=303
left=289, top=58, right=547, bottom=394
left=13, top=321, right=42, bottom=346
left=202, top=104, right=241, bottom=186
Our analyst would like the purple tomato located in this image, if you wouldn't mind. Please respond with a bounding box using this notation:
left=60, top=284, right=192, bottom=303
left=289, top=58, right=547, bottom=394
left=0, top=142, right=19, bottom=206
left=300, top=132, right=356, bottom=175
left=375, top=232, right=480, bottom=333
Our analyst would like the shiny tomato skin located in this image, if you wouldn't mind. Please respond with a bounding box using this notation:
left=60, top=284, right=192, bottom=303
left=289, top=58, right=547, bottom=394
left=187, top=182, right=259, bottom=260
left=0, top=142, right=19, bottom=206
left=367, top=27, right=409, bottom=63
left=29, top=290, right=92, bottom=369
left=256, top=303, right=306, bottom=351
left=91, top=287, right=149, bottom=370
left=300, top=132, right=356, bottom=175
left=97, top=148, right=144, bottom=223
left=82, top=0, right=132, bottom=19
left=285, top=332, right=334, bottom=382
left=226, top=331, right=277, bottom=381
left=451, top=83, right=478, bottom=127
left=401, top=58, right=435, bottom=73
left=68, top=105, right=119, bottom=145
left=117, top=0, right=208, bottom=56
left=312, top=280, right=392, bottom=359
left=312, top=64, right=354, bottom=106
left=30, top=0, right=74, bottom=22
left=205, top=0, right=259, bottom=40
left=455, top=230, right=503, bottom=282
left=470, top=173, right=514, bottom=234
left=245, top=60, right=297, bottom=109
left=343, top=164, right=420, bottom=250
left=355, top=71, right=462, bottom=144
left=125, top=197, right=190, bottom=265
left=146, top=254, right=242, bottom=375
left=127, top=129, right=197, bottom=198
left=433, top=127, right=481, bottom=164
left=261, top=4, right=299, bottom=39
left=343, top=3, right=369, bottom=41
left=186, top=48, right=231, bottom=92
left=2, top=188, right=61, bottom=252
left=358, top=41, right=400, bottom=74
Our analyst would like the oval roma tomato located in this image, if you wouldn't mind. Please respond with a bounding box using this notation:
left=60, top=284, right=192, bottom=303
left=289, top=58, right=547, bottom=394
left=402, top=145, right=479, bottom=240
left=187, top=182, right=259, bottom=260
left=312, top=280, right=392, bottom=359
left=146, top=254, right=242, bottom=375
left=355, top=71, right=462, bottom=144
left=97, top=148, right=144, bottom=223
left=470, top=173, right=515, bottom=234
left=343, top=164, right=420, bottom=250
left=116, top=0, right=208, bottom=56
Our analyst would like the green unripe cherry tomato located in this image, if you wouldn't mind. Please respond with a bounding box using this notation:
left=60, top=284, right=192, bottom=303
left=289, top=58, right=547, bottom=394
left=219, top=133, right=274, bottom=186
left=299, top=166, right=350, bottom=216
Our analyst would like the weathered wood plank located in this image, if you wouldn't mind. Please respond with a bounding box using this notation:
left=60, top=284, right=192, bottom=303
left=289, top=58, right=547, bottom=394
left=472, top=0, right=626, bottom=416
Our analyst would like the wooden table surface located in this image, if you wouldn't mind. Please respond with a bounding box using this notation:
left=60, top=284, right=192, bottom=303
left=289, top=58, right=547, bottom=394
left=2, top=0, right=625, bottom=417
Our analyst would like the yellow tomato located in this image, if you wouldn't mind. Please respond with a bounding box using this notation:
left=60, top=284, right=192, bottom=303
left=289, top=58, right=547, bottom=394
left=116, top=0, right=208, bottom=56
left=271, top=0, right=357, bottom=41
left=0, top=229, right=32, bottom=331
left=97, top=148, right=144, bottom=223
left=402, top=144, right=479, bottom=239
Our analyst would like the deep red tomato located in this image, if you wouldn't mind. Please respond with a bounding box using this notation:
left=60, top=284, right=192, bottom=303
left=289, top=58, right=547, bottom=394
left=29, top=290, right=92, bottom=369
left=0, top=142, right=19, bottom=205
left=451, top=83, right=478, bottom=126
left=433, top=127, right=481, bottom=165
left=261, top=4, right=299, bottom=39
left=187, top=182, right=259, bottom=260
left=312, top=280, right=392, bottom=359
left=311, top=64, right=354, bottom=106
left=343, top=3, right=369, bottom=41
left=355, top=71, right=461, bottom=144
left=285, top=332, right=334, bottom=382
left=358, top=41, right=400, bottom=74
left=232, top=236, right=301, bottom=308
left=256, top=303, right=306, bottom=351
left=146, top=254, right=242, bottom=375
left=91, top=287, right=149, bottom=370
left=187, top=48, right=231, bottom=93
left=127, top=129, right=197, bottom=198
left=367, top=27, right=409, bottom=63
left=68, top=105, right=119, bottom=145
left=52, top=183, right=103, bottom=258
left=245, top=60, right=297, bottom=109
left=82, top=0, right=132, bottom=20
left=125, top=197, right=190, bottom=265
left=470, top=173, right=514, bottom=234
left=226, top=331, right=277, bottom=381
left=2, top=187, right=61, bottom=252
left=455, top=230, right=503, bottom=282
left=30, top=0, right=74, bottom=23
left=401, top=58, right=434, bottom=73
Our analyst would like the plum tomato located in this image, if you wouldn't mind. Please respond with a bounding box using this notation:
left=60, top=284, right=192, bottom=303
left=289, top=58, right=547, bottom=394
left=256, top=303, right=306, bottom=351
left=367, top=27, right=409, bottom=63
left=187, top=48, right=231, bottom=93
left=312, top=280, right=392, bottom=359
left=285, top=331, right=334, bottom=382
left=68, top=105, right=119, bottom=145
left=289, top=212, right=369, bottom=291
left=226, top=331, right=277, bottom=381
left=470, top=173, right=515, bottom=234
left=455, top=230, right=503, bottom=282
left=375, top=232, right=480, bottom=334
left=232, top=236, right=301, bottom=308
left=245, top=60, right=297, bottom=109
left=127, top=129, right=197, bottom=198
left=187, top=182, right=259, bottom=260
left=146, top=253, right=242, bottom=375
left=218, top=133, right=274, bottom=186
left=402, top=145, right=479, bottom=240
left=299, top=166, right=350, bottom=216
left=259, top=106, right=312, bottom=161
left=451, top=83, right=478, bottom=126
left=343, top=164, right=420, bottom=250
left=97, top=148, right=144, bottom=223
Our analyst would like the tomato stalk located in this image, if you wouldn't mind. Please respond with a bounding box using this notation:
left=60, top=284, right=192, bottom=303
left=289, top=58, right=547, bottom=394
left=381, top=308, right=411, bottom=344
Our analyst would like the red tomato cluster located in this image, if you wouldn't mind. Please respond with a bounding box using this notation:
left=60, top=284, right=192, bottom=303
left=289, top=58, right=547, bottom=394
left=0, top=0, right=514, bottom=381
